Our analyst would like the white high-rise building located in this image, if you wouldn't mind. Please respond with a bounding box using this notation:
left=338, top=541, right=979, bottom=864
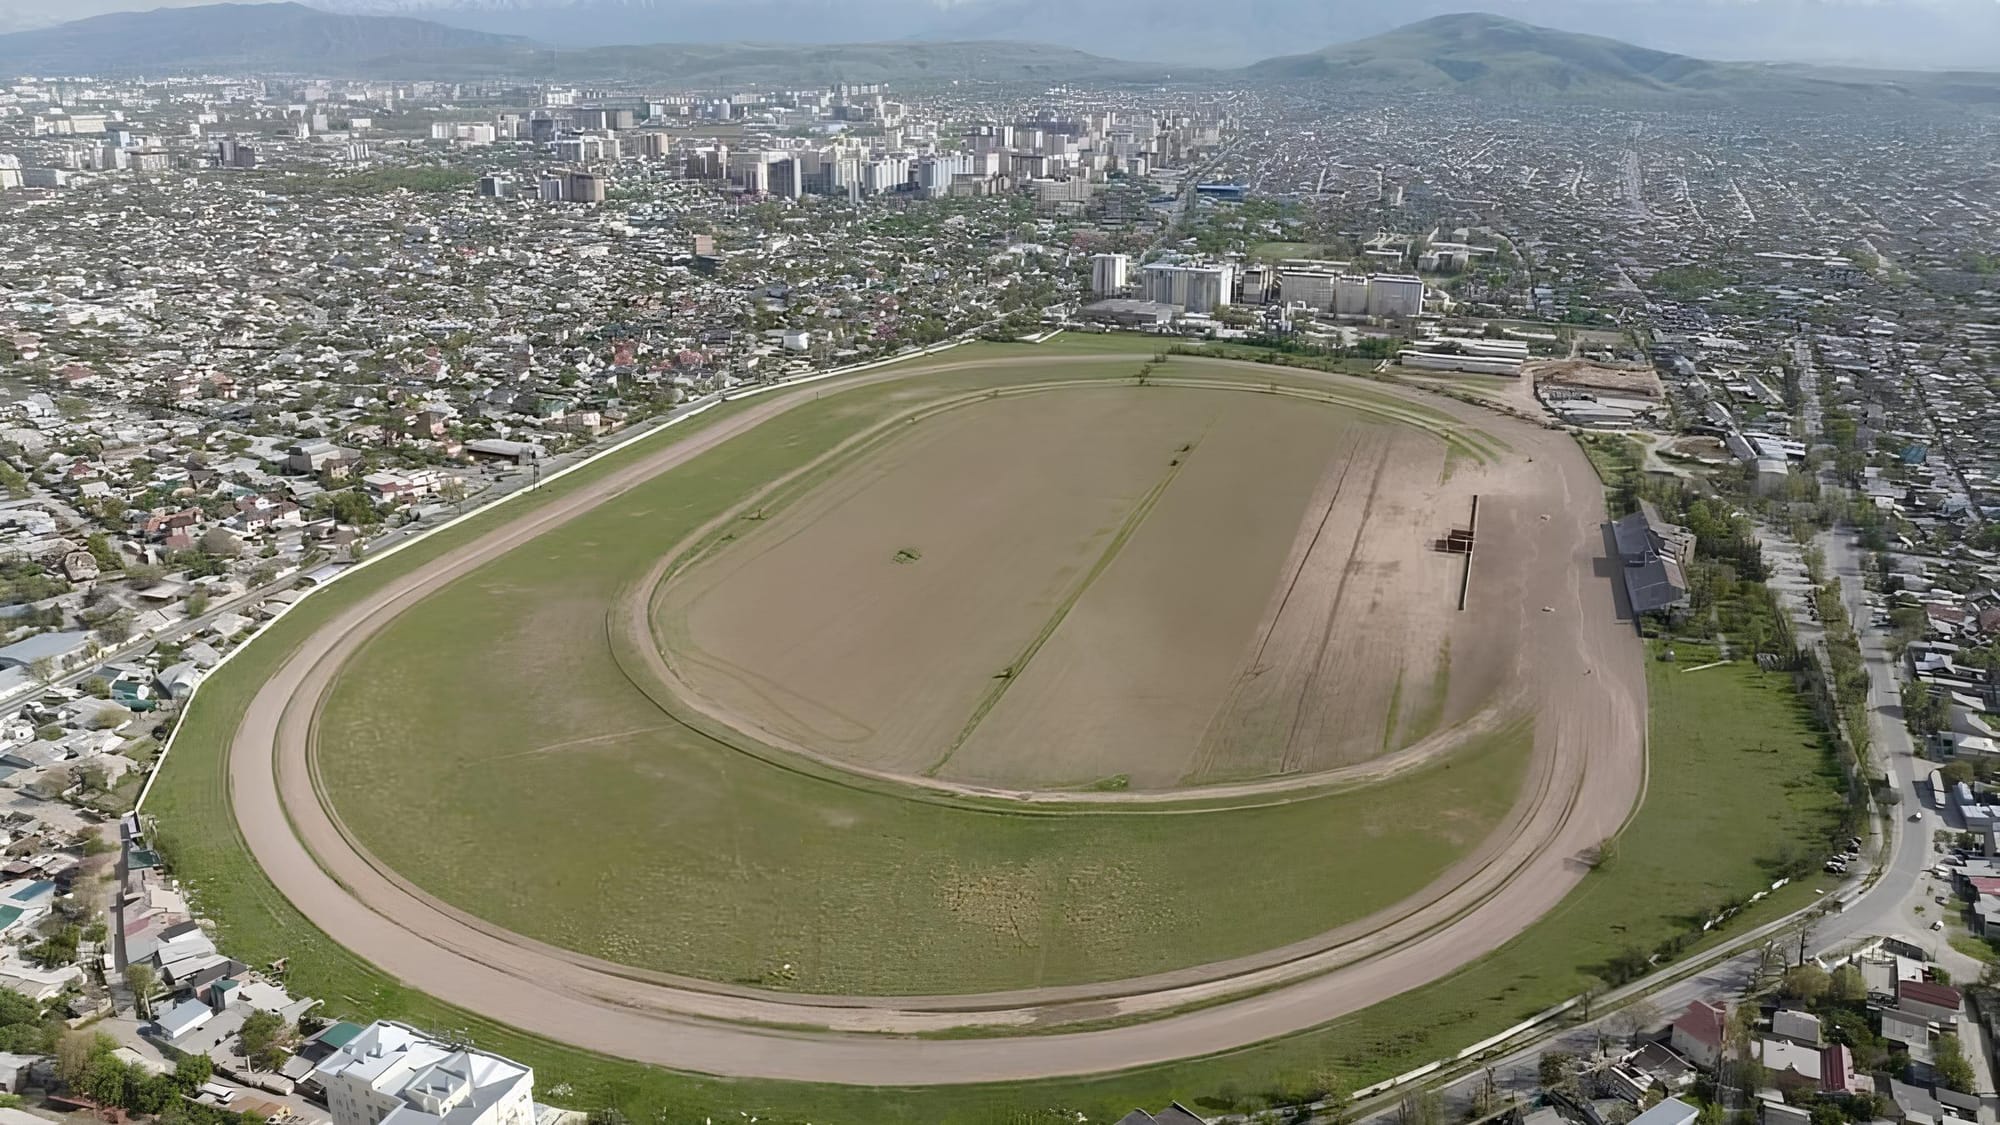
left=1366, top=274, right=1426, bottom=319
left=1090, top=253, right=1129, bottom=296
left=1141, top=262, right=1234, bottom=315
left=312, top=1021, right=533, bottom=1125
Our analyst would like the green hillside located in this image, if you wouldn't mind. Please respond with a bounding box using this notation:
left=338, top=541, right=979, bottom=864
left=1246, top=11, right=1791, bottom=97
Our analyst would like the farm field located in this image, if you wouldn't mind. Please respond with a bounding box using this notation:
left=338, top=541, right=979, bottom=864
left=309, top=360, right=1536, bottom=995
left=654, top=383, right=1479, bottom=790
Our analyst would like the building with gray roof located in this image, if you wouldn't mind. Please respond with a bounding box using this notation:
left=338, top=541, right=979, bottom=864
left=1612, top=501, right=1696, bottom=618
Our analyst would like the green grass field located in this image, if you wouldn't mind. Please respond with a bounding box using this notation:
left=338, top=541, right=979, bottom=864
left=312, top=362, right=1526, bottom=995
left=142, top=342, right=1848, bottom=1125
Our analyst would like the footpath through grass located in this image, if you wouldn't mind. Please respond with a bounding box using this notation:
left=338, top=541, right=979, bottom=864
left=143, top=345, right=1847, bottom=1125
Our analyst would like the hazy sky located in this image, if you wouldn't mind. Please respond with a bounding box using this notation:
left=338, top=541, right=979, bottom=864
left=2, top=0, right=1997, bottom=68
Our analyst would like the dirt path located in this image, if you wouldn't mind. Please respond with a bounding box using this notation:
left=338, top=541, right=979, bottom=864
left=228, top=353, right=1646, bottom=1084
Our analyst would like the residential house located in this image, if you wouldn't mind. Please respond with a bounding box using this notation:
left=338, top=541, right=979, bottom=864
left=1671, top=1000, right=1728, bottom=1070
left=1771, top=1009, right=1822, bottom=1047
left=1629, top=1097, right=1701, bottom=1125
left=1760, top=1038, right=1822, bottom=1087
left=153, top=996, right=213, bottom=1042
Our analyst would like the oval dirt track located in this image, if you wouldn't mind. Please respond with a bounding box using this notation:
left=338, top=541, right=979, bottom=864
left=228, top=353, right=1646, bottom=1084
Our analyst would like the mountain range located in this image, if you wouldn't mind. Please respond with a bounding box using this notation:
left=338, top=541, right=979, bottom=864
left=7, top=0, right=2000, bottom=70
left=2, top=2, right=1998, bottom=106
left=0, top=2, right=522, bottom=73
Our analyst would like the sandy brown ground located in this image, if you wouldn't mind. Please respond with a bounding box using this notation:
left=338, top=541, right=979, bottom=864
left=1528, top=358, right=1665, bottom=400
left=659, top=383, right=1491, bottom=789
left=954, top=393, right=1387, bottom=788
left=657, top=388, right=1224, bottom=780
left=228, top=354, right=1646, bottom=1083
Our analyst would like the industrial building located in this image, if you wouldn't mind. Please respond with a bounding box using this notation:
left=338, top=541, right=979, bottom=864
left=1141, top=262, right=1234, bottom=315
left=1366, top=274, right=1426, bottom=318
left=1397, top=336, right=1529, bottom=376
left=1091, top=253, right=1130, bottom=296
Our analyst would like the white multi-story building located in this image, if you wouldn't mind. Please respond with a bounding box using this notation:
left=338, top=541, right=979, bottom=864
left=1141, top=262, right=1233, bottom=315
left=1090, top=253, right=1130, bottom=296
left=312, top=1021, right=533, bottom=1125
left=1334, top=274, right=1371, bottom=316
left=1276, top=268, right=1339, bottom=311
left=1366, top=274, right=1426, bottom=319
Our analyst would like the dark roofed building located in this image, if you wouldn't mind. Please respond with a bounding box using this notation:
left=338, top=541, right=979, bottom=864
left=1897, top=978, right=1962, bottom=1022
left=1079, top=299, right=1177, bottom=328
left=1613, top=500, right=1696, bottom=618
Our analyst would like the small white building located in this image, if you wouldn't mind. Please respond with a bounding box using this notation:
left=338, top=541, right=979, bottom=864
left=313, top=1021, right=533, bottom=1125
left=1629, top=1097, right=1701, bottom=1125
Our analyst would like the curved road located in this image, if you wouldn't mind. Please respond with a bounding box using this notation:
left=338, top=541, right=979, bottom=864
left=228, top=354, right=1646, bottom=1084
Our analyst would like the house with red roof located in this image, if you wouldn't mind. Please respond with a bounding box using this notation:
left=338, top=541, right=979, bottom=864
left=1897, top=978, right=1963, bottom=1023
left=1671, top=999, right=1728, bottom=1070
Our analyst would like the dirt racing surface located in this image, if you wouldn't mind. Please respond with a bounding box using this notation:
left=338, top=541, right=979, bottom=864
left=656, top=384, right=1491, bottom=789
left=223, top=352, right=1647, bottom=1084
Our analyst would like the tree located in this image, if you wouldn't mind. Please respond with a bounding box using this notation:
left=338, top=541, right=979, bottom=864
left=1935, top=1033, right=1975, bottom=1093
left=1539, top=1051, right=1576, bottom=1093
left=1395, top=1089, right=1443, bottom=1125
left=239, top=1010, right=289, bottom=1069
left=124, top=964, right=158, bottom=1019
left=1579, top=975, right=1606, bottom=1021
left=1314, top=1069, right=1352, bottom=1125
left=1617, top=996, right=1663, bottom=1046
left=1782, top=964, right=1831, bottom=1005
left=84, top=1054, right=131, bottom=1108
left=27, top=657, right=55, bottom=687
left=1469, top=1067, right=1507, bottom=1119
left=77, top=763, right=108, bottom=794
left=94, top=609, right=134, bottom=644
left=1788, top=909, right=1826, bottom=966
left=88, top=707, right=132, bottom=732
left=172, top=1053, right=212, bottom=1092
left=252, top=1043, right=287, bottom=1073
left=55, top=1029, right=110, bottom=1090
left=84, top=533, right=121, bottom=572
left=1830, top=963, right=1868, bottom=1004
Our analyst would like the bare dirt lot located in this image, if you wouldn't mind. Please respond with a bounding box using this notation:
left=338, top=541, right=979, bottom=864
left=1527, top=358, right=1665, bottom=400
left=652, top=383, right=1507, bottom=790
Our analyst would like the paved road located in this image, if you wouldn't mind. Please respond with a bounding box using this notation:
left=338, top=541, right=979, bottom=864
left=219, top=352, right=1647, bottom=1084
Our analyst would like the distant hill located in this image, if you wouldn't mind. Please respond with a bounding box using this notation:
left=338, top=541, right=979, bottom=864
left=377, top=40, right=1158, bottom=86
left=1244, top=12, right=1769, bottom=97
left=0, top=2, right=524, bottom=76
left=4, top=2, right=1997, bottom=103
left=0, top=2, right=1152, bottom=85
